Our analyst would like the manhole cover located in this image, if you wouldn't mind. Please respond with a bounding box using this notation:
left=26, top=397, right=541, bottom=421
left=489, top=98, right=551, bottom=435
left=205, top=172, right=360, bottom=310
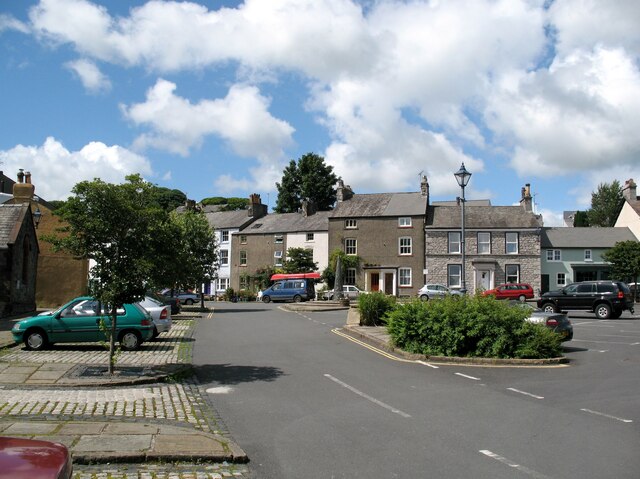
left=69, top=365, right=157, bottom=378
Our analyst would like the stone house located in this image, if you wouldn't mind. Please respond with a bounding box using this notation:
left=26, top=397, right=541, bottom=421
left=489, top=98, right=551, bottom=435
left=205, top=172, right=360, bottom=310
left=615, top=179, right=640, bottom=240
left=425, top=184, right=543, bottom=294
left=540, top=227, right=636, bottom=292
left=327, top=178, right=429, bottom=296
left=230, top=203, right=330, bottom=291
left=203, top=194, right=267, bottom=295
left=0, top=202, right=39, bottom=317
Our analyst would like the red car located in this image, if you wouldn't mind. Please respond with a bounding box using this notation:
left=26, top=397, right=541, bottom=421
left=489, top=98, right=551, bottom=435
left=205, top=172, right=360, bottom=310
left=482, top=283, right=534, bottom=301
left=0, top=437, right=73, bottom=478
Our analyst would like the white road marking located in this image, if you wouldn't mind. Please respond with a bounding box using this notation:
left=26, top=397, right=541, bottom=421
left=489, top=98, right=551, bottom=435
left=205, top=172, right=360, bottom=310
left=417, top=360, right=439, bottom=369
left=580, top=408, right=633, bottom=423
left=324, top=374, right=411, bottom=418
left=206, top=386, right=233, bottom=394
left=479, top=450, right=552, bottom=479
left=571, top=339, right=639, bottom=346
left=455, top=372, right=481, bottom=381
left=507, top=388, right=544, bottom=399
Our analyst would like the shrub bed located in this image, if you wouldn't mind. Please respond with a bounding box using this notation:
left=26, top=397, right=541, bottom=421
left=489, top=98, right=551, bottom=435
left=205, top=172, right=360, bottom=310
left=386, top=295, right=562, bottom=359
left=358, top=292, right=396, bottom=326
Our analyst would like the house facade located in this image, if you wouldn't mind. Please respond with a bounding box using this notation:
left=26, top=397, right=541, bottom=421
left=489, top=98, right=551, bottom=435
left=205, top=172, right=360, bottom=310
left=540, top=227, right=636, bottom=292
left=203, top=194, right=267, bottom=295
left=615, top=179, right=640, bottom=240
left=0, top=203, right=39, bottom=317
left=425, top=184, right=543, bottom=294
left=327, top=179, right=428, bottom=296
left=230, top=205, right=330, bottom=291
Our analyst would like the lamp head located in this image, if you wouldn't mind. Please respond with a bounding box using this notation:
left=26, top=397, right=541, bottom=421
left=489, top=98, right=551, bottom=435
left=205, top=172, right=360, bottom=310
left=454, top=162, right=471, bottom=188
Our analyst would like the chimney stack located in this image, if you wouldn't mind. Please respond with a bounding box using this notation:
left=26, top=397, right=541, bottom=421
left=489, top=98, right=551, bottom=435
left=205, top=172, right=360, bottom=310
left=300, top=199, right=316, bottom=217
left=520, top=183, right=533, bottom=213
left=336, top=180, right=353, bottom=202
left=13, top=169, right=35, bottom=204
left=623, top=179, right=637, bottom=203
left=420, top=175, right=429, bottom=203
left=248, top=193, right=267, bottom=218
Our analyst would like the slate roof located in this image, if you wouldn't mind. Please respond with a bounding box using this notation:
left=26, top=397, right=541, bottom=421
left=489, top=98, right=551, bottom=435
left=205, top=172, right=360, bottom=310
left=241, top=211, right=330, bottom=235
left=427, top=205, right=543, bottom=229
left=204, top=209, right=260, bottom=230
left=541, top=227, right=636, bottom=248
left=0, top=203, right=28, bottom=249
left=330, top=192, right=428, bottom=218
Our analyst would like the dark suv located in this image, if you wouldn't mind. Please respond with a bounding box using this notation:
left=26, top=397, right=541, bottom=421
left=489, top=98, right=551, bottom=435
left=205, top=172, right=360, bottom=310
left=537, top=281, right=635, bottom=319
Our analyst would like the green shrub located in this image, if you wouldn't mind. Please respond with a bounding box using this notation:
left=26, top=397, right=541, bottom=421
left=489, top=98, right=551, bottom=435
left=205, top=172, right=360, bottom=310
left=224, top=287, right=235, bottom=301
left=358, top=292, right=396, bottom=326
left=386, top=295, right=562, bottom=359
left=237, top=290, right=256, bottom=302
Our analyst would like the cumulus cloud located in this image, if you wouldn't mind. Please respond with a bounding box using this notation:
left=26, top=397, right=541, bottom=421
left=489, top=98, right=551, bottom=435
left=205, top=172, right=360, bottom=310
left=0, top=14, right=30, bottom=34
left=65, top=58, right=111, bottom=92
left=0, top=137, right=152, bottom=200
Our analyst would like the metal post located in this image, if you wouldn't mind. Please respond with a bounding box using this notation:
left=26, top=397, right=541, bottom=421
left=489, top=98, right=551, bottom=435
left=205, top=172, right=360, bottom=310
left=460, top=185, right=466, bottom=294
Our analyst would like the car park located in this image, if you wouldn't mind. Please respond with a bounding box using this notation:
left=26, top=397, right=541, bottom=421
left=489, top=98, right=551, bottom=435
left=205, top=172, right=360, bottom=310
left=537, top=280, right=634, bottom=319
left=482, top=283, right=534, bottom=301
left=418, top=284, right=464, bottom=300
left=510, top=301, right=573, bottom=341
left=323, top=285, right=364, bottom=300
left=11, top=297, right=154, bottom=351
left=0, top=436, right=73, bottom=478
left=137, top=295, right=172, bottom=339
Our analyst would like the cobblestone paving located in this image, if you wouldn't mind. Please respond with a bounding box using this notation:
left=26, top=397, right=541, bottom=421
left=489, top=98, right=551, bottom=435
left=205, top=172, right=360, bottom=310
left=1, top=321, right=194, bottom=365
left=73, top=463, right=251, bottom=478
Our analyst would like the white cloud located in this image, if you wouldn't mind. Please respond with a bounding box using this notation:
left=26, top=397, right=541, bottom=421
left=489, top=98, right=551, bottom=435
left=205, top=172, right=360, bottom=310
left=122, top=78, right=294, bottom=162
left=0, top=137, right=152, bottom=200
left=537, top=208, right=564, bottom=227
left=0, top=14, right=30, bottom=34
left=65, top=58, right=111, bottom=93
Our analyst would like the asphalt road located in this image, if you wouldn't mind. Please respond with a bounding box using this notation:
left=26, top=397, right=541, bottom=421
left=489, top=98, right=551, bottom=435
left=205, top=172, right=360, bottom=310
left=193, top=303, right=640, bottom=479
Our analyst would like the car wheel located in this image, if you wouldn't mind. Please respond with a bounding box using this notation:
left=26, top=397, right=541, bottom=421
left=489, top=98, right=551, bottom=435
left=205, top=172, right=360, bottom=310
left=119, top=330, right=142, bottom=351
left=185, top=299, right=194, bottom=305
left=610, top=310, right=622, bottom=319
left=595, top=303, right=611, bottom=320
left=518, top=295, right=526, bottom=302
left=420, top=295, right=429, bottom=301
left=293, top=294, right=302, bottom=303
left=151, top=327, right=159, bottom=340
left=542, top=303, right=557, bottom=313
left=262, top=295, right=271, bottom=303
left=24, top=329, right=48, bottom=351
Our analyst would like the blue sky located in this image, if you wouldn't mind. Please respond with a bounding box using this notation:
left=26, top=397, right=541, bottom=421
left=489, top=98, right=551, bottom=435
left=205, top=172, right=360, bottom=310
left=1, top=0, right=639, bottom=225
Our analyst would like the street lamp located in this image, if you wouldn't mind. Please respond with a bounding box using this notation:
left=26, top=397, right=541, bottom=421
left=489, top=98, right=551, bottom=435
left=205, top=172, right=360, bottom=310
left=33, top=206, right=42, bottom=229
left=454, top=163, right=471, bottom=293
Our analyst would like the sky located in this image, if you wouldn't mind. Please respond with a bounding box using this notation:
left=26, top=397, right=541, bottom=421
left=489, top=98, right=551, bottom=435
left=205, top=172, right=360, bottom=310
left=1, top=0, right=639, bottom=226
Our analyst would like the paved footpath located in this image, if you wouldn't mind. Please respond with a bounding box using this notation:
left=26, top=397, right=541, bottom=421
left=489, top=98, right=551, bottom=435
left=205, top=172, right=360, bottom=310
left=0, top=310, right=252, bottom=478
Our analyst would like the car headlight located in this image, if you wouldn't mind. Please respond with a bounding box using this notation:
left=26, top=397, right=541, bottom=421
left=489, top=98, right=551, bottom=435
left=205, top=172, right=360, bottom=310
left=12, top=323, right=21, bottom=331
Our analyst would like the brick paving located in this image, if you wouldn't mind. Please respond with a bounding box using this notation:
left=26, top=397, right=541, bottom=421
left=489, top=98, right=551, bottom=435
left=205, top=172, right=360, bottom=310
left=73, top=463, right=251, bottom=478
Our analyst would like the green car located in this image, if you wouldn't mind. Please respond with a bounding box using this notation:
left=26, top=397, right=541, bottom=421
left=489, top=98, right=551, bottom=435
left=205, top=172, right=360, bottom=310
left=11, top=296, right=154, bottom=351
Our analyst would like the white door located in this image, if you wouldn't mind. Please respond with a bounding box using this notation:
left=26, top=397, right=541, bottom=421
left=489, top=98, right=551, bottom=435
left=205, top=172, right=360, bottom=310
left=477, top=270, right=491, bottom=291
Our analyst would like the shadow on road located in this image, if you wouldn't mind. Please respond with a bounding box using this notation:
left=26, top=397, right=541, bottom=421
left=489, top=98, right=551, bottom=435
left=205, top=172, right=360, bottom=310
left=193, top=363, right=285, bottom=385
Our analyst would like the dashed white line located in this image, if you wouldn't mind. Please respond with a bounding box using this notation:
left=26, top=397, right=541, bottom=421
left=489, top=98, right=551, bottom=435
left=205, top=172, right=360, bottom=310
left=507, top=388, right=544, bottom=399
left=455, top=372, right=481, bottom=381
left=480, top=450, right=552, bottom=479
left=324, top=374, right=411, bottom=418
left=580, top=408, right=633, bottom=423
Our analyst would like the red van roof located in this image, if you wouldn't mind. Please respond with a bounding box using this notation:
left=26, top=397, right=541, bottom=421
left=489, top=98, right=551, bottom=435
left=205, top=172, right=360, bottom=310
left=270, top=272, right=321, bottom=281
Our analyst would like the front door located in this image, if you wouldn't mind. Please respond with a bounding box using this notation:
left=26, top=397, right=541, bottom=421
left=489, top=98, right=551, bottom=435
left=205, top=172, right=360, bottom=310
left=371, top=273, right=380, bottom=292
left=384, top=273, right=394, bottom=295
left=477, top=270, right=491, bottom=291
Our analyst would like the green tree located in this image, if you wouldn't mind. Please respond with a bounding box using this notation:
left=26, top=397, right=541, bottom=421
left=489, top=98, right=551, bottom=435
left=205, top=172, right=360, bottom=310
left=283, top=247, right=318, bottom=273
left=152, top=187, right=187, bottom=212
left=200, top=196, right=249, bottom=211
left=322, top=249, right=361, bottom=288
left=573, top=210, right=590, bottom=227
left=587, top=181, right=624, bottom=227
left=46, top=175, right=175, bottom=374
left=274, top=153, right=338, bottom=213
left=602, top=241, right=640, bottom=285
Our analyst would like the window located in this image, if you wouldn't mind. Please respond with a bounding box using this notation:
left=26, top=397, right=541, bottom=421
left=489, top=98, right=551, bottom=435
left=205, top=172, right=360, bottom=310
left=547, top=249, right=561, bottom=261
left=345, top=238, right=357, bottom=255
left=477, top=232, right=491, bottom=254
left=506, top=232, right=519, bottom=254
left=399, top=267, right=412, bottom=287
left=345, top=219, right=357, bottom=229
left=217, top=278, right=229, bottom=291
left=251, top=223, right=262, bottom=229
left=557, top=273, right=566, bottom=286
left=274, top=251, right=283, bottom=266
left=448, top=265, right=461, bottom=288
left=240, top=251, right=247, bottom=266
left=219, top=250, right=229, bottom=266
left=399, top=217, right=412, bottom=228
left=221, top=230, right=229, bottom=243
left=448, top=232, right=461, bottom=254
left=306, top=233, right=314, bottom=242
left=274, top=234, right=283, bottom=244
left=345, top=268, right=356, bottom=285
left=399, top=237, right=412, bottom=255
left=240, top=276, right=248, bottom=289
left=584, top=249, right=592, bottom=261
left=240, top=235, right=247, bottom=244
left=505, top=264, right=520, bottom=283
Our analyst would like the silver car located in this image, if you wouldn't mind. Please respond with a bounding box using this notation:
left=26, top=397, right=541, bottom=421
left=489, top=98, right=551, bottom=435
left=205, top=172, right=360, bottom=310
left=137, top=296, right=172, bottom=339
left=510, top=302, right=573, bottom=342
left=324, top=285, right=363, bottom=300
left=418, top=284, right=463, bottom=300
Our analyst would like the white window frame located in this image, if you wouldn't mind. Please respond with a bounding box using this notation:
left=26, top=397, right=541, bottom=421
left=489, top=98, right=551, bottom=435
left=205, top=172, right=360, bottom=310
left=557, top=272, right=566, bottom=286
left=399, top=267, right=412, bottom=287
left=477, top=232, right=491, bottom=254
left=398, top=217, right=412, bottom=228
left=240, top=235, right=247, bottom=244
left=345, top=238, right=357, bottom=255
left=448, top=264, right=462, bottom=288
left=221, top=230, right=229, bottom=243
left=448, top=232, right=461, bottom=254
left=345, top=268, right=356, bottom=285
left=547, top=249, right=561, bottom=262
left=240, top=250, right=247, bottom=266
left=306, top=233, right=314, bottom=242
left=399, top=237, right=412, bottom=255
left=505, top=264, right=520, bottom=283
left=584, top=249, right=592, bottom=261
left=274, top=251, right=283, bottom=266
left=217, top=278, right=229, bottom=291
left=219, top=249, right=229, bottom=266
left=274, top=234, right=284, bottom=244
left=345, top=219, right=357, bottom=229
left=506, top=232, right=519, bottom=254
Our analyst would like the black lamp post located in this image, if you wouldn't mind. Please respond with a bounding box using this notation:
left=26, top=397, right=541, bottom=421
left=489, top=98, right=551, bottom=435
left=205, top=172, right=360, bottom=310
left=454, top=163, right=471, bottom=293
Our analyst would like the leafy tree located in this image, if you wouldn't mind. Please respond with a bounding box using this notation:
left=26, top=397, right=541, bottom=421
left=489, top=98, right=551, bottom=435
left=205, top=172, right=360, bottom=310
left=200, top=196, right=249, bottom=211
left=46, top=175, right=175, bottom=374
left=47, top=200, right=66, bottom=211
left=274, top=153, right=338, bottom=213
left=283, top=247, right=318, bottom=273
left=322, top=249, right=361, bottom=288
left=152, top=187, right=187, bottom=212
left=602, top=241, right=640, bottom=285
left=573, top=210, right=590, bottom=227
left=587, top=181, right=624, bottom=227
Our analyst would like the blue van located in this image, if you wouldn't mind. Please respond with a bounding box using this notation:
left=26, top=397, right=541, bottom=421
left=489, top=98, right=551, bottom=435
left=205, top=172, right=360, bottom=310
left=259, top=279, right=316, bottom=303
